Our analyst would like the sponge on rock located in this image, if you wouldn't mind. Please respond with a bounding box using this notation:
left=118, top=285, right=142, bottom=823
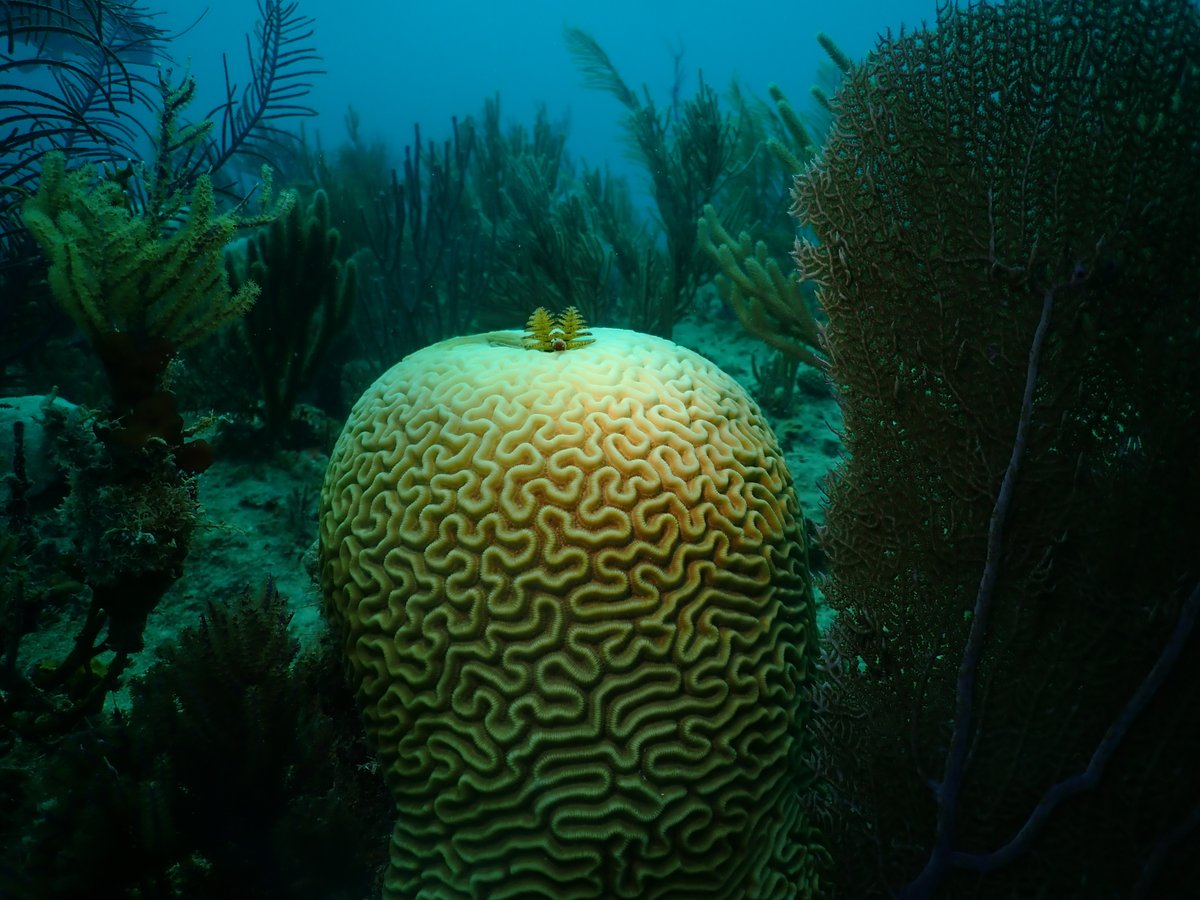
left=318, top=327, right=822, bottom=898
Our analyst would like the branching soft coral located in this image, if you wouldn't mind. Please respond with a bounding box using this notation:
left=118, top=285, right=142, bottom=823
left=12, top=581, right=392, bottom=898
left=20, top=72, right=290, bottom=351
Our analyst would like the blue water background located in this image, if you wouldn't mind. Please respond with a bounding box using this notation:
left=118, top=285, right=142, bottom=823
left=161, top=1, right=937, bottom=202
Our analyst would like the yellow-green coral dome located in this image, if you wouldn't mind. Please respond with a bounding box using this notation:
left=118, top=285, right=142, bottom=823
left=318, top=327, right=822, bottom=898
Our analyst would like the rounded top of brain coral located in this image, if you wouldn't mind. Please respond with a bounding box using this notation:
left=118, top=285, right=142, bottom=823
left=319, top=324, right=809, bottom=638
left=323, top=328, right=798, bottom=586
left=335, top=326, right=784, bottom=483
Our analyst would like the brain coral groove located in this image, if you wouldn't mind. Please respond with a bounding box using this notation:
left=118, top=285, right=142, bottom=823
left=319, top=328, right=822, bottom=898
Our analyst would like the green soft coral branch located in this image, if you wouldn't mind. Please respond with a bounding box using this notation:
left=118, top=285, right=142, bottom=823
left=698, top=203, right=828, bottom=372
left=766, top=83, right=814, bottom=174
left=226, top=186, right=355, bottom=436
left=21, top=151, right=283, bottom=349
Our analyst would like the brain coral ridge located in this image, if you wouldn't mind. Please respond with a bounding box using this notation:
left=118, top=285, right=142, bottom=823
left=319, top=327, right=821, bottom=898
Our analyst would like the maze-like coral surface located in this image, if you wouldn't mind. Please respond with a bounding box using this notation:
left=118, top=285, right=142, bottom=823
left=319, top=329, right=820, bottom=898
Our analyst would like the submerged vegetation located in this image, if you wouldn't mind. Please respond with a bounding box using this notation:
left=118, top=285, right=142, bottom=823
left=2, top=0, right=1198, bottom=896
left=13, top=581, right=391, bottom=898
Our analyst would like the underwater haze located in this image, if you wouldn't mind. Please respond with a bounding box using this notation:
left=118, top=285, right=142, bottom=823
left=163, top=0, right=933, bottom=200
left=3, top=0, right=1200, bottom=898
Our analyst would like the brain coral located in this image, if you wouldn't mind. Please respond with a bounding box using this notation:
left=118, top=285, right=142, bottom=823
left=318, top=327, right=822, bottom=899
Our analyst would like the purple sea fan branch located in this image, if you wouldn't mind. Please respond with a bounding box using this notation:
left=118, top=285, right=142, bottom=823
left=950, top=577, right=1200, bottom=875
left=900, top=280, right=1054, bottom=899
left=897, top=277, right=1200, bottom=899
